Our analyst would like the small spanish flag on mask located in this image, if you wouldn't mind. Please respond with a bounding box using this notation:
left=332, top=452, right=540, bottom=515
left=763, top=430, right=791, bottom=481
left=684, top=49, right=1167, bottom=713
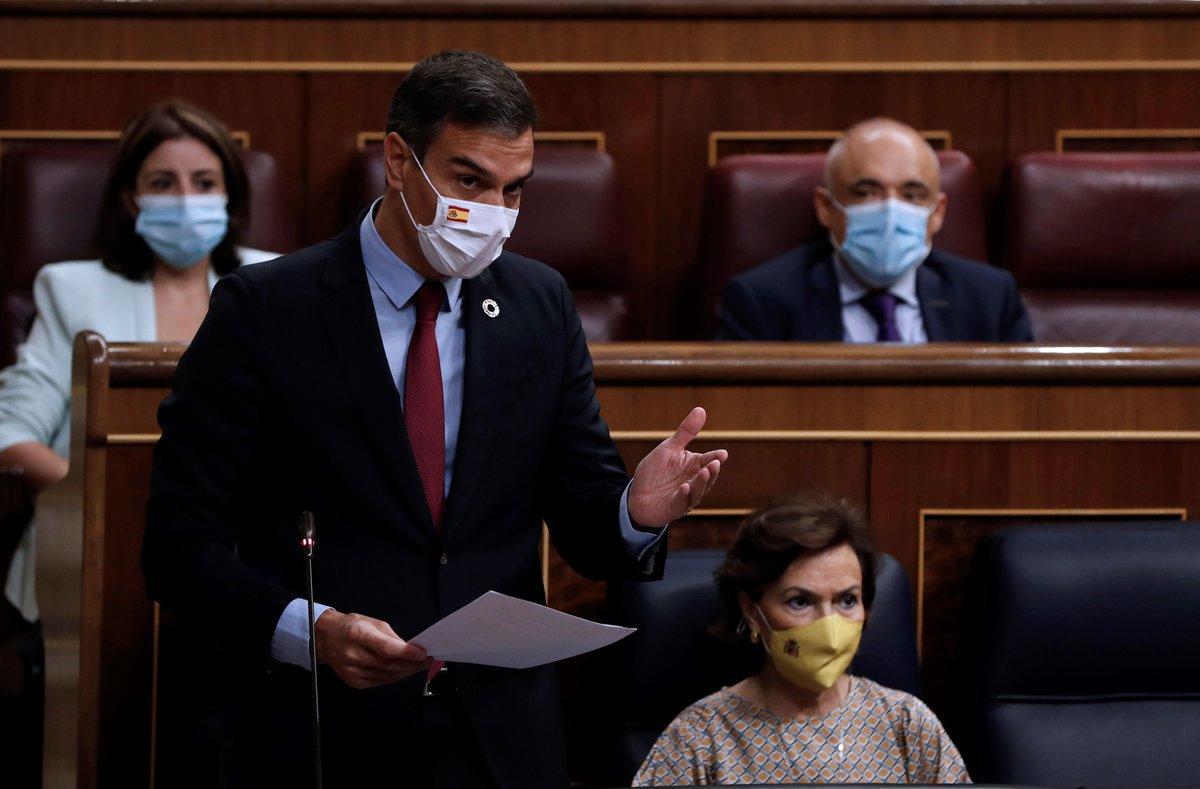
left=446, top=205, right=470, bottom=223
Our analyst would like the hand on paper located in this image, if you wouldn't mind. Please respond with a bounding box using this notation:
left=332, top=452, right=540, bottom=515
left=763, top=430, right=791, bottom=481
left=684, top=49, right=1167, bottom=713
left=314, top=610, right=430, bottom=689
left=627, top=406, right=727, bottom=528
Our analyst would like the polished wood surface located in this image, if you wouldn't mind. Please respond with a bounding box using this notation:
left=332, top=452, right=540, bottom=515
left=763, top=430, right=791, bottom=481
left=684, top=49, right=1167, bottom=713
left=12, top=66, right=1200, bottom=339
left=591, top=343, right=1200, bottom=381
left=5, top=6, right=1200, bottom=337
left=40, top=334, right=173, bottom=789
left=7, top=17, right=1200, bottom=65
left=4, top=0, right=1200, bottom=17
left=41, top=338, right=1200, bottom=786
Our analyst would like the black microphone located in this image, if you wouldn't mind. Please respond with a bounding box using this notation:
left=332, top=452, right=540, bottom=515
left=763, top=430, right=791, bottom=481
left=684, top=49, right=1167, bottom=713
left=299, top=511, right=323, bottom=789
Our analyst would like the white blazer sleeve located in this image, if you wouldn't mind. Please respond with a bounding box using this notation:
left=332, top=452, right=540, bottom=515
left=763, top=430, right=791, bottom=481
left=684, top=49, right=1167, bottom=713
left=0, top=267, right=73, bottom=456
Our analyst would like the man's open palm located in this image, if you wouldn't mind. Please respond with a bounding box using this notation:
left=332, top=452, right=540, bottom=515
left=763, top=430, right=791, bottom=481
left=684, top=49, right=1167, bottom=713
left=628, top=407, right=728, bottom=527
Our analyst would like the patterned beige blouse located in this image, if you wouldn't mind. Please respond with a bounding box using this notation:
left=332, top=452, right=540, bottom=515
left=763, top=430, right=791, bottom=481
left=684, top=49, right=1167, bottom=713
left=634, top=676, right=971, bottom=786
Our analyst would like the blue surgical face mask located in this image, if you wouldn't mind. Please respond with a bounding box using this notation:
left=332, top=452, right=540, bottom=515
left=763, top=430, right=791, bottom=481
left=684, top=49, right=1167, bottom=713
left=828, top=195, right=933, bottom=288
left=134, top=194, right=229, bottom=270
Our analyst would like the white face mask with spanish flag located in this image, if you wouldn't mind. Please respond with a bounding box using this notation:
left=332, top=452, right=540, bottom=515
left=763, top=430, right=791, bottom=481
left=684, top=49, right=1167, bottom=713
left=399, top=146, right=519, bottom=279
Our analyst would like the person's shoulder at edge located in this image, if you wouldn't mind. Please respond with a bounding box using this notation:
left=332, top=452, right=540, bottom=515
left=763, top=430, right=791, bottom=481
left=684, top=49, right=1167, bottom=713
left=234, top=246, right=282, bottom=266
left=657, top=686, right=747, bottom=744
left=853, top=675, right=972, bottom=783
left=489, top=248, right=568, bottom=292
left=726, top=240, right=833, bottom=295
left=226, top=236, right=337, bottom=292
left=634, top=689, right=732, bottom=783
left=852, top=675, right=952, bottom=738
left=34, top=246, right=283, bottom=292
left=923, top=247, right=1019, bottom=290
left=33, top=258, right=129, bottom=289
left=854, top=674, right=922, bottom=707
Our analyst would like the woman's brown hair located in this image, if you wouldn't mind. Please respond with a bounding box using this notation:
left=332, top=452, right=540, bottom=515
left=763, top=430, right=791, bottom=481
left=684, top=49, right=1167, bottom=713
left=713, top=492, right=877, bottom=640
left=95, top=100, right=249, bottom=281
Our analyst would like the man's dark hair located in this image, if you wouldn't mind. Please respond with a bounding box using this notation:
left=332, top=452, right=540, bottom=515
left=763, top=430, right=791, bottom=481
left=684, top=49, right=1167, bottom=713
left=713, top=492, right=878, bottom=641
left=386, top=50, right=538, bottom=159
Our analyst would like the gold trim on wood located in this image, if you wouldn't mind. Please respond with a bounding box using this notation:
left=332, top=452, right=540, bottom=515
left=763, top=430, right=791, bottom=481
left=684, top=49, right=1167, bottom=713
left=356, top=131, right=382, bottom=151
left=104, top=428, right=1200, bottom=445
left=1055, top=127, right=1200, bottom=152
left=7, top=59, right=1200, bottom=74
left=707, top=129, right=953, bottom=167
left=0, top=129, right=120, bottom=142
left=356, top=130, right=605, bottom=151
left=915, top=507, right=1188, bottom=653
left=103, top=434, right=161, bottom=445
left=532, top=131, right=607, bottom=152
left=609, top=430, right=1200, bottom=442
left=685, top=508, right=752, bottom=517
left=0, top=128, right=251, bottom=149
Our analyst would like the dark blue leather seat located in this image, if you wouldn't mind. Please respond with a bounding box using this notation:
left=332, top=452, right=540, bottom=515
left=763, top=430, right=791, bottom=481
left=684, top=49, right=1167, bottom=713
left=969, top=522, right=1200, bottom=786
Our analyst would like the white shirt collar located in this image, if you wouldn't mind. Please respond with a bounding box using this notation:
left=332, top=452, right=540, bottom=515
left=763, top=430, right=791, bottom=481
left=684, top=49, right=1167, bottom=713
left=359, top=196, right=462, bottom=313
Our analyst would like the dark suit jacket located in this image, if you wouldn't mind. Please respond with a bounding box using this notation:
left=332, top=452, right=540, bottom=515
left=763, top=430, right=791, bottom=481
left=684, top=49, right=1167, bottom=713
left=142, top=213, right=665, bottom=788
left=716, top=241, right=1034, bottom=342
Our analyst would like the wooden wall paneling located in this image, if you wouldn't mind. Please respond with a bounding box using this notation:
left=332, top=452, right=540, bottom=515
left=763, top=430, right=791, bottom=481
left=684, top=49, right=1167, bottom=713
left=306, top=72, right=660, bottom=333
left=868, top=439, right=1200, bottom=749
left=1006, top=72, right=1200, bottom=158
left=870, top=439, right=1200, bottom=598
left=42, top=341, right=1200, bottom=786
left=0, top=71, right=306, bottom=252
left=546, top=439, right=868, bottom=613
left=708, top=128, right=950, bottom=165
left=5, top=0, right=1200, bottom=20
left=1056, top=127, right=1200, bottom=153
left=304, top=73, right=401, bottom=243
left=97, top=444, right=156, bottom=788
left=655, top=73, right=1007, bottom=338
left=8, top=16, right=1200, bottom=66
left=598, top=385, right=1200, bottom=433
left=521, top=74, right=659, bottom=338
left=918, top=506, right=1184, bottom=756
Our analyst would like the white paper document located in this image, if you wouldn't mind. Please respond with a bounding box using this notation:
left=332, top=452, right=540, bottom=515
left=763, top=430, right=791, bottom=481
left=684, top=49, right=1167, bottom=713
left=409, top=591, right=636, bottom=669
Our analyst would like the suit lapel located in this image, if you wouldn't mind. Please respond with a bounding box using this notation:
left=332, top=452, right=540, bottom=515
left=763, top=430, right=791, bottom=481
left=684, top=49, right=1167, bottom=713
left=441, top=268, right=511, bottom=542
left=801, top=256, right=845, bottom=341
left=916, top=263, right=955, bottom=341
left=316, top=218, right=435, bottom=540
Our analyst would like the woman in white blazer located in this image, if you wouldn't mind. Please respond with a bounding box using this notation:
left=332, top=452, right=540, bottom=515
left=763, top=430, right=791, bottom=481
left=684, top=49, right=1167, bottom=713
left=0, top=101, right=279, bottom=620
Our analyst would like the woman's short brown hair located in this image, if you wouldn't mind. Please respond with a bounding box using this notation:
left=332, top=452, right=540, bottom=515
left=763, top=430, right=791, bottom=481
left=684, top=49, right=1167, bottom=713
left=95, top=100, right=249, bottom=281
left=713, top=492, right=877, bottom=640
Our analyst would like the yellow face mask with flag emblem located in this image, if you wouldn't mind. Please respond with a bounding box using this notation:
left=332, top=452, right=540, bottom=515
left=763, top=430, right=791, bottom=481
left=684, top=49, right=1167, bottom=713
left=754, top=605, right=863, bottom=693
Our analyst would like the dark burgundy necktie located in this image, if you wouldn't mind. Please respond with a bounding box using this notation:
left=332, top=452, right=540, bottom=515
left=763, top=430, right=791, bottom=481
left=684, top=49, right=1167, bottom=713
left=859, top=290, right=902, bottom=342
left=405, top=280, right=445, bottom=531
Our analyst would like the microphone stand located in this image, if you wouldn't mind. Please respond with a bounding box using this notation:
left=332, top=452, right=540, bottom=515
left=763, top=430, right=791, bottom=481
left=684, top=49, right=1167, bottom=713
left=300, top=512, right=323, bottom=789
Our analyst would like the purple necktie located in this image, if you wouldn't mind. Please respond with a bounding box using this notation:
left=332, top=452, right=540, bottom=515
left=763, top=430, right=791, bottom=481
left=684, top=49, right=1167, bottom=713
left=859, top=291, right=901, bottom=342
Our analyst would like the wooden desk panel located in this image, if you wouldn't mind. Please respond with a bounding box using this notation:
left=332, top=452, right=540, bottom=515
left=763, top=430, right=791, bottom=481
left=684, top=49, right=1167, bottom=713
left=41, top=338, right=1200, bottom=786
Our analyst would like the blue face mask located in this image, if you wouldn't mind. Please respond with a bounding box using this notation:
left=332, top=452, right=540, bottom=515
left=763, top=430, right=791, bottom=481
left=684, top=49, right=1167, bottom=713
left=135, top=194, right=229, bottom=270
left=829, top=196, right=933, bottom=288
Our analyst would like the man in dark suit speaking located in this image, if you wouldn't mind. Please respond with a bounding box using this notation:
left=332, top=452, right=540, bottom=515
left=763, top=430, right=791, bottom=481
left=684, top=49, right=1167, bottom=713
left=716, top=117, right=1032, bottom=343
left=142, top=51, right=726, bottom=788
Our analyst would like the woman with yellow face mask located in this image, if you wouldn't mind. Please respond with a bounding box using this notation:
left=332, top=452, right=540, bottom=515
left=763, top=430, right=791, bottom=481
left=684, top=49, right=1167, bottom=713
left=634, top=493, right=970, bottom=786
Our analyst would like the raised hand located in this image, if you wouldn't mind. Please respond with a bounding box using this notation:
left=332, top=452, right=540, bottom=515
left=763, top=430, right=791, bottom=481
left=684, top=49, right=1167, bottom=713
left=627, top=407, right=728, bottom=527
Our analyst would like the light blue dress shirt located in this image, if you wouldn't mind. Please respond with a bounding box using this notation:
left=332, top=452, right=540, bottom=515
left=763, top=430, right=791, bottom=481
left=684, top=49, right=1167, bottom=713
left=835, top=255, right=928, bottom=344
left=271, top=200, right=661, bottom=668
